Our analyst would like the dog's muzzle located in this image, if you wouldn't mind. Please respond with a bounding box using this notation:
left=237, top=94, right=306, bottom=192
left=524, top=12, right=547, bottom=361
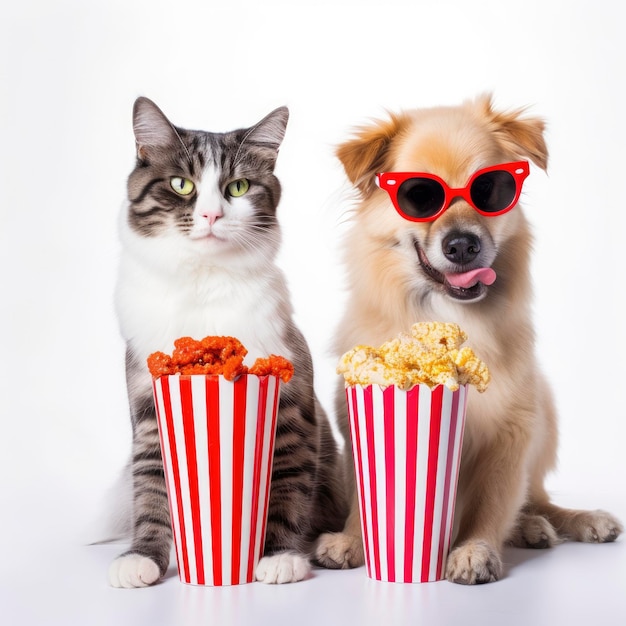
left=414, top=238, right=496, bottom=301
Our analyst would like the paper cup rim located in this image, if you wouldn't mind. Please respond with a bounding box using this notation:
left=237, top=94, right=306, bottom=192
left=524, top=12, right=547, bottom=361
left=345, top=382, right=467, bottom=392
left=153, top=373, right=283, bottom=383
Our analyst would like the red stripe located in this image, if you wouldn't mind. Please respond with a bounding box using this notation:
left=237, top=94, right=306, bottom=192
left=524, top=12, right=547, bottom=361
left=448, top=387, right=468, bottom=546
left=179, top=377, right=205, bottom=585
left=247, top=376, right=269, bottom=581
left=230, top=375, right=248, bottom=584
left=421, top=385, right=443, bottom=582
left=153, top=379, right=182, bottom=581
left=348, top=386, right=372, bottom=578
left=364, top=386, right=381, bottom=580
left=435, top=388, right=460, bottom=579
left=403, top=385, right=419, bottom=583
left=206, top=376, right=222, bottom=586
left=383, top=386, right=396, bottom=582
left=161, top=377, right=190, bottom=583
left=258, top=377, right=280, bottom=570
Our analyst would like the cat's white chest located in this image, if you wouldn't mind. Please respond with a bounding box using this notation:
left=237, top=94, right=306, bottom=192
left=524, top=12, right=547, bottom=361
left=116, top=253, right=289, bottom=365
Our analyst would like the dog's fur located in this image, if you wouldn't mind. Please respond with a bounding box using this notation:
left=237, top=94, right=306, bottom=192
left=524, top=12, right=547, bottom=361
left=314, top=94, right=623, bottom=584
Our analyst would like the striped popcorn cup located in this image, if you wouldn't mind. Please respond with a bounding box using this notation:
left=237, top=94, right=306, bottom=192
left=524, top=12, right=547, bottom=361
left=152, top=374, right=280, bottom=586
left=346, top=383, right=468, bottom=583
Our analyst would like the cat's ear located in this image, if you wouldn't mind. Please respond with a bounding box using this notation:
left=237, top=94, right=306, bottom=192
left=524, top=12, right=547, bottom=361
left=132, top=97, right=181, bottom=160
left=246, top=106, right=289, bottom=150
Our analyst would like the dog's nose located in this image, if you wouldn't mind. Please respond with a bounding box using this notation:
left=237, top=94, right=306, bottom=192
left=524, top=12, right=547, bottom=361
left=442, top=232, right=481, bottom=265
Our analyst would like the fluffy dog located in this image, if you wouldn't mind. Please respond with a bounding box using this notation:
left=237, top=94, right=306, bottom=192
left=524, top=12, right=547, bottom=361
left=315, top=94, right=622, bottom=583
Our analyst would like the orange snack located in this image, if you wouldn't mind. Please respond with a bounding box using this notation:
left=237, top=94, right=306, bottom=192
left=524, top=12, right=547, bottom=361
left=146, top=351, right=175, bottom=378
left=249, top=355, right=294, bottom=383
left=147, top=336, right=293, bottom=383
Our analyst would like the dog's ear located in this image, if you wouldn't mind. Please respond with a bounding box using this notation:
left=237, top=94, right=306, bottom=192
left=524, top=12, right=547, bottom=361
left=477, top=94, right=549, bottom=172
left=336, top=112, right=407, bottom=196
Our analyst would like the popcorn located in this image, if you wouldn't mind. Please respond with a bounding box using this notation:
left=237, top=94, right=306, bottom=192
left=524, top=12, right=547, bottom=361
left=337, top=322, right=490, bottom=392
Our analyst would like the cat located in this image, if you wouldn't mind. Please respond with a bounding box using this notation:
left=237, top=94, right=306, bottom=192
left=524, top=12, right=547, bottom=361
left=108, top=97, right=347, bottom=587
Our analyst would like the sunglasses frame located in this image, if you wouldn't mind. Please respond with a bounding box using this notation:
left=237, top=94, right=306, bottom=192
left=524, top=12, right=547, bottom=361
left=376, top=160, right=530, bottom=222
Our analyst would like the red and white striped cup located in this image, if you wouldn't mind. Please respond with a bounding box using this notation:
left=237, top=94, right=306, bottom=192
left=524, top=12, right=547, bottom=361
left=152, top=374, right=280, bottom=586
left=346, top=383, right=468, bottom=583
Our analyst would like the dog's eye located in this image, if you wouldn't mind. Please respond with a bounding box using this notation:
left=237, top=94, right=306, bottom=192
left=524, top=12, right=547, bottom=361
left=471, top=171, right=515, bottom=212
left=398, top=178, right=445, bottom=219
left=471, top=178, right=494, bottom=204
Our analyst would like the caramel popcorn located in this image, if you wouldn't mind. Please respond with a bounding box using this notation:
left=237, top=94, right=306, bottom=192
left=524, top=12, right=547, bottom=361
left=337, top=322, right=490, bottom=392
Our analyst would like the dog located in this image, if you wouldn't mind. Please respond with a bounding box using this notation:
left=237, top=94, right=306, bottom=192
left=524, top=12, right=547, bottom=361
left=314, top=94, right=623, bottom=583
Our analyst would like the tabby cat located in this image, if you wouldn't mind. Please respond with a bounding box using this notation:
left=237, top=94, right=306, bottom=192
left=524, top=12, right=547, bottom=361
left=108, top=97, right=347, bottom=587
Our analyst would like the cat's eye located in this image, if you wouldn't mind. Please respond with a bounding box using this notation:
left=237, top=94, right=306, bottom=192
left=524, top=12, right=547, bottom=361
left=227, top=178, right=250, bottom=198
left=170, top=176, right=195, bottom=196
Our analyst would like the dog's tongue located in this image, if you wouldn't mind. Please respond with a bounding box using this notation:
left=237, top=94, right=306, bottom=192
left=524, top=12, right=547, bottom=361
left=445, top=268, right=496, bottom=288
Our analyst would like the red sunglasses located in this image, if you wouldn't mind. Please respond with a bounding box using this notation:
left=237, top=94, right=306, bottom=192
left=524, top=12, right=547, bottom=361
left=376, top=161, right=530, bottom=222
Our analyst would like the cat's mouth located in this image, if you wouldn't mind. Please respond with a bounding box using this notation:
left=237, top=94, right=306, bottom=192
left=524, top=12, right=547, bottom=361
left=188, top=228, right=227, bottom=243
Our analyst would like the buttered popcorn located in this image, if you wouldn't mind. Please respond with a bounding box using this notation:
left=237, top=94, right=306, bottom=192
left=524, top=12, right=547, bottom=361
left=337, top=322, right=490, bottom=392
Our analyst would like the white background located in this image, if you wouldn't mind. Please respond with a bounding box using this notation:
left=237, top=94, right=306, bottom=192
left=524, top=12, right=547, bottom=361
left=1, top=1, right=625, bottom=624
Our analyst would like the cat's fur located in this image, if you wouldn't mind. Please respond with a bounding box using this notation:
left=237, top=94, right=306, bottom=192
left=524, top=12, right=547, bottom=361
left=109, top=97, right=347, bottom=587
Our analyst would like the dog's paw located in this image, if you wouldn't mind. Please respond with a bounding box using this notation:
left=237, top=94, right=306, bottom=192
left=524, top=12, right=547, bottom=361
left=565, top=510, right=623, bottom=543
left=445, top=540, right=502, bottom=585
left=255, top=552, right=310, bottom=584
left=313, top=532, right=365, bottom=569
left=109, top=554, right=161, bottom=588
left=508, top=513, right=560, bottom=549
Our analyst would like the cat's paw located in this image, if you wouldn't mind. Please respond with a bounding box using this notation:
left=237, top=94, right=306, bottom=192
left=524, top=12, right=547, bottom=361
left=507, top=513, right=560, bottom=549
left=313, top=532, right=364, bottom=569
left=109, top=554, right=161, bottom=588
left=445, top=540, right=502, bottom=585
left=255, top=552, right=310, bottom=584
left=566, top=510, right=623, bottom=543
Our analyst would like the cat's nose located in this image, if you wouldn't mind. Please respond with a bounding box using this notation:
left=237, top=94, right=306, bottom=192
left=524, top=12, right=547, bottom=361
left=201, top=208, right=223, bottom=226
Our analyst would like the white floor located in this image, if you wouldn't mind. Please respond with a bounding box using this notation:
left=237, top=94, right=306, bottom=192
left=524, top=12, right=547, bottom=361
left=2, top=486, right=624, bottom=626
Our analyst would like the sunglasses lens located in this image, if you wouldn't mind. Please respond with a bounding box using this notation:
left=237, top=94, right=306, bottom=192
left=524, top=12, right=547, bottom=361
left=397, top=178, right=445, bottom=220
left=470, top=171, right=516, bottom=213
